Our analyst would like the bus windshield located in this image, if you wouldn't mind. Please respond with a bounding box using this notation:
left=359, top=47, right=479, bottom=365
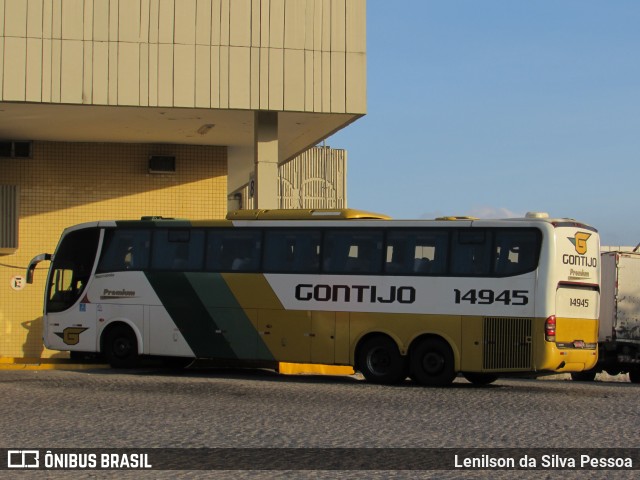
left=47, top=228, right=100, bottom=313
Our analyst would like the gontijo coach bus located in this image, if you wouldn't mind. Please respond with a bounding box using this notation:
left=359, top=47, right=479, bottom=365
left=27, top=209, right=600, bottom=386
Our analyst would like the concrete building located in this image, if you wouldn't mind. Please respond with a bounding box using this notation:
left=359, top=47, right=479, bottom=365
left=0, top=0, right=365, bottom=360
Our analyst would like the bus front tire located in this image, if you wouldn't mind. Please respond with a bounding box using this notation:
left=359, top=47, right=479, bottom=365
left=463, top=372, right=498, bottom=386
left=629, top=369, right=640, bottom=384
left=410, top=338, right=456, bottom=387
left=104, top=325, right=139, bottom=369
left=357, top=336, right=406, bottom=385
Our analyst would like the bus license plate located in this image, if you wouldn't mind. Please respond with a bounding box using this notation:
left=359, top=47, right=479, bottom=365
left=573, top=340, right=585, bottom=349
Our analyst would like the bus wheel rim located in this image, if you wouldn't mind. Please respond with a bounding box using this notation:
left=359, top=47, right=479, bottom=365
left=113, top=337, right=132, bottom=358
left=422, top=352, right=444, bottom=374
left=367, top=347, right=391, bottom=375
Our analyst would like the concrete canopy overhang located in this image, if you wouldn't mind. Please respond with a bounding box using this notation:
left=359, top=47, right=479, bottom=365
left=0, top=103, right=360, bottom=162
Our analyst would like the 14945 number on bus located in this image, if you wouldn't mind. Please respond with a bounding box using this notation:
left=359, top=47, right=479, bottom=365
left=454, top=289, right=529, bottom=306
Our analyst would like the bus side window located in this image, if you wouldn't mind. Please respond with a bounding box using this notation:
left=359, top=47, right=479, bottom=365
left=151, top=229, right=205, bottom=271
left=205, top=230, right=261, bottom=272
left=494, top=230, right=540, bottom=276
left=385, top=233, right=417, bottom=274
left=385, top=231, right=448, bottom=275
left=451, top=230, right=491, bottom=276
left=323, top=231, right=383, bottom=274
left=264, top=230, right=321, bottom=273
left=98, top=230, right=151, bottom=272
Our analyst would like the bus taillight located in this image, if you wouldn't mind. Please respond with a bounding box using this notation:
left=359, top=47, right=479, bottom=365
left=545, top=316, right=556, bottom=342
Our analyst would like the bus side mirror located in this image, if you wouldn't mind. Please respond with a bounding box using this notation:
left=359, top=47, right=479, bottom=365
left=26, top=253, right=52, bottom=284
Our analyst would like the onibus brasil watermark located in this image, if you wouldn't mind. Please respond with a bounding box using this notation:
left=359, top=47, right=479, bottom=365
left=454, top=453, right=633, bottom=469
left=3, top=448, right=638, bottom=471
left=6, top=450, right=151, bottom=470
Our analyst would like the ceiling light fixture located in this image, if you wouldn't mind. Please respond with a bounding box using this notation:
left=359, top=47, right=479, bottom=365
left=197, top=124, right=215, bottom=135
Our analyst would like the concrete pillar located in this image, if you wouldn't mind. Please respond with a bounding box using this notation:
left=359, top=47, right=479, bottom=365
left=254, top=111, right=279, bottom=209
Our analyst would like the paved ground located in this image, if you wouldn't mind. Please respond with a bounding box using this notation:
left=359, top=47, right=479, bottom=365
left=0, top=368, right=637, bottom=479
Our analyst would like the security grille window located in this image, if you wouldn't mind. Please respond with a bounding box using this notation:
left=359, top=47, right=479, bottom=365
left=0, top=185, right=19, bottom=254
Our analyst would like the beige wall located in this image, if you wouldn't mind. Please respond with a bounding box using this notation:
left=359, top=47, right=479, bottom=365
left=0, top=142, right=227, bottom=359
left=0, top=0, right=366, bottom=360
left=0, top=0, right=366, bottom=114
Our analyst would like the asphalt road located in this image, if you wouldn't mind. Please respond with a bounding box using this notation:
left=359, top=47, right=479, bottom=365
left=1, top=368, right=637, bottom=479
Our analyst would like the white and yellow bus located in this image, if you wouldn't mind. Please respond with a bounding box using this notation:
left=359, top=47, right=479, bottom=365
left=27, top=209, right=600, bottom=386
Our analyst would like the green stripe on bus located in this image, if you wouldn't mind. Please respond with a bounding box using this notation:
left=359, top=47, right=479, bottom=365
left=185, top=273, right=274, bottom=361
left=145, top=272, right=237, bottom=359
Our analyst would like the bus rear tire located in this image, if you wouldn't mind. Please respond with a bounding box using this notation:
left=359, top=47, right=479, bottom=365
left=104, top=325, right=139, bottom=369
left=410, top=338, right=456, bottom=387
left=463, top=372, right=498, bottom=386
left=629, top=369, right=640, bottom=384
left=357, top=336, right=406, bottom=385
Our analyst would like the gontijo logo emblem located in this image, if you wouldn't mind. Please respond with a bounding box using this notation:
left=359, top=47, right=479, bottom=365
left=54, top=327, right=89, bottom=345
left=569, top=232, right=591, bottom=255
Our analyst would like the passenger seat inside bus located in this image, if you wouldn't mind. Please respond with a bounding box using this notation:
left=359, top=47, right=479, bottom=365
left=414, top=258, right=431, bottom=273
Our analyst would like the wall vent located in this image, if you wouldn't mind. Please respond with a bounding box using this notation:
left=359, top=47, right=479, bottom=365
left=0, top=185, right=19, bottom=255
left=149, top=155, right=176, bottom=174
left=0, top=141, right=32, bottom=158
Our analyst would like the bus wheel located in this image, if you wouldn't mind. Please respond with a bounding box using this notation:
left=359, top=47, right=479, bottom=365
left=104, top=325, right=139, bottom=369
left=462, top=372, right=498, bottom=386
left=570, top=371, right=597, bottom=382
left=357, top=336, right=406, bottom=385
left=410, top=338, right=456, bottom=387
left=629, top=369, right=640, bottom=384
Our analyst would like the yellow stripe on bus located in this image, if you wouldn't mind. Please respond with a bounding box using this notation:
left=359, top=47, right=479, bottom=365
left=279, top=363, right=355, bottom=376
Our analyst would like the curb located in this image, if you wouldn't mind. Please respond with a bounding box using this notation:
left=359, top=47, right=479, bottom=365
left=0, top=358, right=355, bottom=375
left=279, top=362, right=355, bottom=376
left=0, top=357, right=108, bottom=370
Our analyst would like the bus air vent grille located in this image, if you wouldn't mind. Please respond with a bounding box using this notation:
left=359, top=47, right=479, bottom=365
left=482, top=317, right=533, bottom=371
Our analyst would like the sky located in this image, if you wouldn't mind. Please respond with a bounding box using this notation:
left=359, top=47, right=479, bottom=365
left=328, top=0, right=640, bottom=247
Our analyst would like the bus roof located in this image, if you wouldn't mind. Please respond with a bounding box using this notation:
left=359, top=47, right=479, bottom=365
left=61, top=210, right=596, bottom=232
left=225, top=209, right=391, bottom=221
